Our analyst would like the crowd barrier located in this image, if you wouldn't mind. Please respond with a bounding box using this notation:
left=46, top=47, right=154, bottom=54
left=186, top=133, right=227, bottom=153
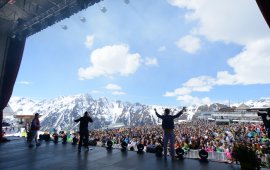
left=20, top=133, right=270, bottom=165
left=97, top=142, right=270, bottom=165
left=97, top=142, right=229, bottom=161
left=186, top=149, right=227, bottom=162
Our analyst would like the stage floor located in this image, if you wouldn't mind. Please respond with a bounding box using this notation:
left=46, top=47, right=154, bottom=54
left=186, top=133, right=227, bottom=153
left=0, top=137, right=265, bottom=170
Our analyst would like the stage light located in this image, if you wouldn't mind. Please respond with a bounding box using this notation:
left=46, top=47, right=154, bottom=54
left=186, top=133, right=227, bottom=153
left=121, top=141, right=128, bottom=152
left=137, top=143, right=144, bottom=154
left=175, top=148, right=185, bottom=159
left=107, top=140, right=113, bottom=150
left=155, top=145, right=163, bottom=157
left=100, top=6, right=107, bottom=13
left=61, top=25, right=68, bottom=30
left=44, top=134, right=50, bottom=142
left=80, top=17, right=86, bottom=23
left=199, top=149, right=208, bottom=162
left=89, top=139, right=97, bottom=146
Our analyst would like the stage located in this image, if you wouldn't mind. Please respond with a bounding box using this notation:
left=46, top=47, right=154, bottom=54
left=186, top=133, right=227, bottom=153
left=0, top=137, right=265, bottom=170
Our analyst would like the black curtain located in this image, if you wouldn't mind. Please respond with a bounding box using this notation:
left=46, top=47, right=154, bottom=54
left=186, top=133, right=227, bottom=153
left=256, top=0, right=270, bottom=28
left=0, top=37, right=26, bottom=142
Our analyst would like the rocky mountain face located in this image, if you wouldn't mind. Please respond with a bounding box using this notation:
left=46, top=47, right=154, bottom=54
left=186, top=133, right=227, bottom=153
left=7, top=94, right=270, bottom=131
left=8, top=94, right=192, bottom=131
left=197, top=103, right=228, bottom=112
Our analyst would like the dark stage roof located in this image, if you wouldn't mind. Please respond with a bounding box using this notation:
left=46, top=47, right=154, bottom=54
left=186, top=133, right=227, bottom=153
left=0, top=0, right=103, bottom=140
left=1, top=0, right=269, bottom=40
left=0, top=0, right=102, bottom=39
left=256, top=0, right=270, bottom=28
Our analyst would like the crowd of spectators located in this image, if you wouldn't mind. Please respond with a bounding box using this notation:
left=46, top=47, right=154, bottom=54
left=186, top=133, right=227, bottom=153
left=87, top=120, right=270, bottom=163
left=37, top=120, right=270, bottom=165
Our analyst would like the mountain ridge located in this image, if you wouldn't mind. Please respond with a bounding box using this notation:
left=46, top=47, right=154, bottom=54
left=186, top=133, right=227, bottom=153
left=8, top=94, right=192, bottom=130
left=7, top=94, right=270, bottom=130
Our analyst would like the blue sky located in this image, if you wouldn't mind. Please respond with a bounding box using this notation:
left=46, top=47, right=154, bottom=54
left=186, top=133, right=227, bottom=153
left=12, top=0, right=270, bottom=107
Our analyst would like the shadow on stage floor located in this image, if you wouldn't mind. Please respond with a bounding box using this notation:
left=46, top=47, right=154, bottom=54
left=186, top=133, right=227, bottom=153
left=0, top=137, right=260, bottom=170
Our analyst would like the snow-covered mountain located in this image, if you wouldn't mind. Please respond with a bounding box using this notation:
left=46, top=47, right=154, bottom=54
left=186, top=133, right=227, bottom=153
left=8, top=94, right=193, bottom=131
left=7, top=94, right=270, bottom=131
left=245, top=98, right=270, bottom=108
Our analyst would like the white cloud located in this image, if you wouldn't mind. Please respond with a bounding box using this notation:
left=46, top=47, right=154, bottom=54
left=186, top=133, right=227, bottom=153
left=18, top=81, right=31, bottom=85
left=176, top=35, right=201, bottom=54
left=78, top=44, right=141, bottom=80
left=158, top=46, right=166, bottom=52
left=213, top=39, right=270, bottom=85
left=84, top=35, right=95, bottom=49
left=165, top=39, right=270, bottom=102
left=91, top=90, right=102, bottom=94
left=112, top=91, right=126, bottom=95
left=168, top=0, right=270, bottom=84
left=168, top=0, right=269, bottom=44
left=225, top=39, right=270, bottom=84
left=215, top=71, right=238, bottom=85
left=105, top=84, right=125, bottom=95
left=176, top=95, right=211, bottom=106
left=183, top=76, right=215, bottom=92
left=164, top=76, right=214, bottom=104
left=164, top=0, right=270, bottom=104
left=164, top=92, right=176, bottom=97
left=164, top=87, right=191, bottom=97
left=144, top=57, right=158, bottom=66
left=105, top=83, right=122, bottom=90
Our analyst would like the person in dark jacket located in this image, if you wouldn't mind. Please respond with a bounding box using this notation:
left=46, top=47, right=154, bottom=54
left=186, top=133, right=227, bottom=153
left=154, top=107, right=186, bottom=159
left=29, top=113, right=41, bottom=147
left=74, top=111, right=93, bottom=152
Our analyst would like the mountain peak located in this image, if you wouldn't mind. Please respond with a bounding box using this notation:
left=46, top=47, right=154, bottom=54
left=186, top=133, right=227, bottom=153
left=6, top=94, right=270, bottom=130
